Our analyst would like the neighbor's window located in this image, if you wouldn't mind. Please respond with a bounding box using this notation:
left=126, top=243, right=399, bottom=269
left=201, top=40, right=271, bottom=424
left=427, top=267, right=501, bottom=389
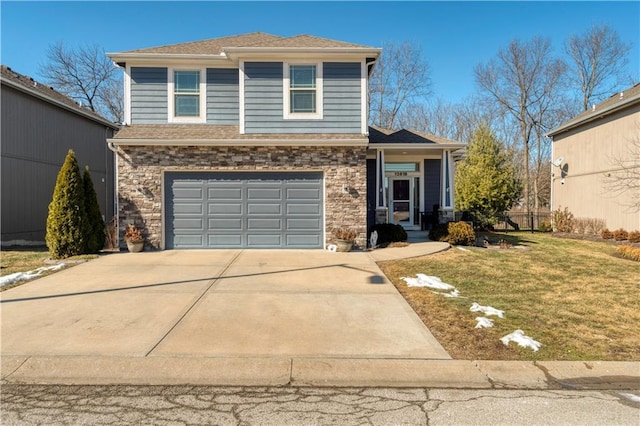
left=174, top=70, right=200, bottom=117
left=284, top=63, right=322, bottom=119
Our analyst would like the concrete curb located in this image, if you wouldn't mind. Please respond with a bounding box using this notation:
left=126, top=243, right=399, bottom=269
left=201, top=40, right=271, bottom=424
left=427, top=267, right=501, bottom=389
left=2, top=356, right=638, bottom=390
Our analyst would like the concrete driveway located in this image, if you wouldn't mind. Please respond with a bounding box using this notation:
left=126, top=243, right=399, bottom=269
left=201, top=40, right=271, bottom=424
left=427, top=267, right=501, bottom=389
left=1, top=250, right=450, bottom=360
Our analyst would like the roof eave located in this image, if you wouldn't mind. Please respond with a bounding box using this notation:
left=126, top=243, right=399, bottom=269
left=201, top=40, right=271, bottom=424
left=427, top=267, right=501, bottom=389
left=107, top=52, right=229, bottom=63
left=108, top=138, right=369, bottom=147
left=1, top=76, right=119, bottom=129
left=224, top=47, right=382, bottom=60
left=368, top=143, right=466, bottom=150
left=547, top=93, right=640, bottom=137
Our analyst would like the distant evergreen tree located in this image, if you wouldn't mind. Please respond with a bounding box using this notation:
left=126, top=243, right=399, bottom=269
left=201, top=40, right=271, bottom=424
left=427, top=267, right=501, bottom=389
left=83, top=166, right=106, bottom=253
left=455, top=125, right=522, bottom=227
left=46, top=149, right=88, bottom=259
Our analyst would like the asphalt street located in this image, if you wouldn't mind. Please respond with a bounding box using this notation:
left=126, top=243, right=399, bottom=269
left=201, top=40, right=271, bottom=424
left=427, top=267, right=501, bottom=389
left=2, top=384, right=639, bottom=425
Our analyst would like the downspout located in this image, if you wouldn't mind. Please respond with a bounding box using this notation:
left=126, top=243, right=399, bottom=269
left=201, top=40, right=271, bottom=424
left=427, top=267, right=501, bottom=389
left=106, top=139, right=119, bottom=248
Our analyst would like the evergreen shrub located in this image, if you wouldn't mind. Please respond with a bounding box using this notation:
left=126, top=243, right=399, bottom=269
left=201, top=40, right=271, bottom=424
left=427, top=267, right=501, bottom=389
left=46, top=150, right=88, bottom=259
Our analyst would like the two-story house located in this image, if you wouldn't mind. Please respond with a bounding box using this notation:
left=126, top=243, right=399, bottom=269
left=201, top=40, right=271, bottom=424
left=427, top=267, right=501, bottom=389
left=107, top=32, right=463, bottom=250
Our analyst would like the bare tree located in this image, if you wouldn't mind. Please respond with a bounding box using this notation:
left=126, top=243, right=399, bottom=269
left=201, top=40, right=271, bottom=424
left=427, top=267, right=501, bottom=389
left=40, top=42, right=122, bottom=122
left=369, top=41, right=431, bottom=129
left=565, top=24, right=632, bottom=111
left=475, top=37, right=566, bottom=214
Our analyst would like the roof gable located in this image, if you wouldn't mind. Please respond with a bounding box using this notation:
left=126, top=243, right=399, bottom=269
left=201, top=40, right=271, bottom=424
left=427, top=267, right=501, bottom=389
left=368, top=125, right=463, bottom=145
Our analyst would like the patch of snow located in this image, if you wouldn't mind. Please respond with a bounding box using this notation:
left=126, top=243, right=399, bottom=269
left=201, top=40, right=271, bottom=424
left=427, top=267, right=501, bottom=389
left=618, top=392, right=640, bottom=403
left=470, top=302, right=505, bottom=318
left=457, top=246, right=469, bottom=252
left=0, top=263, right=66, bottom=287
left=326, top=244, right=337, bottom=252
left=415, top=274, right=455, bottom=290
left=500, top=329, right=542, bottom=352
left=443, top=289, right=462, bottom=298
left=475, top=317, right=494, bottom=328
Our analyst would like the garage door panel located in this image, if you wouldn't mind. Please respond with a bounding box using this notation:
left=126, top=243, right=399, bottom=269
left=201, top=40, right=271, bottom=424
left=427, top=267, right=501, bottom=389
left=208, top=218, right=242, bottom=230
left=247, top=188, right=282, bottom=200
left=248, top=203, right=281, bottom=214
left=247, top=234, right=281, bottom=247
left=209, top=188, right=243, bottom=200
left=287, top=218, right=321, bottom=230
left=287, top=188, right=320, bottom=199
left=209, top=234, right=243, bottom=247
left=287, top=203, right=321, bottom=214
left=286, top=234, right=321, bottom=246
left=209, top=203, right=242, bottom=214
left=173, top=235, right=205, bottom=247
left=174, top=187, right=204, bottom=200
left=248, top=218, right=282, bottom=230
left=174, top=203, right=204, bottom=214
left=174, top=218, right=204, bottom=230
left=166, top=172, right=323, bottom=249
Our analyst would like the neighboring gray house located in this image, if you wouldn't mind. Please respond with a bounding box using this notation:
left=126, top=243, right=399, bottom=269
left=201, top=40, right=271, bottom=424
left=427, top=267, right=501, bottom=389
left=107, top=32, right=463, bottom=250
left=1, top=65, right=119, bottom=246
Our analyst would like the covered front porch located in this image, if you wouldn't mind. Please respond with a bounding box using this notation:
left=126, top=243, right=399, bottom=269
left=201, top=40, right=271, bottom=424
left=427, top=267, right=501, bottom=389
left=366, top=127, right=465, bottom=231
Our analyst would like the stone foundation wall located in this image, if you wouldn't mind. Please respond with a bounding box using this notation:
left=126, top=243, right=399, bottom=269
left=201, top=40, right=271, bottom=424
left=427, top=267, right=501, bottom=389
left=117, top=145, right=367, bottom=249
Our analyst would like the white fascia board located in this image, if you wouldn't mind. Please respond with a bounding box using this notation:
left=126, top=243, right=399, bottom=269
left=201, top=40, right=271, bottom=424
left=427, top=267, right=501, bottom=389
left=107, top=138, right=369, bottom=147
left=124, top=64, right=131, bottom=125
left=239, top=62, right=245, bottom=134
left=361, top=61, right=367, bottom=134
left=369, top=143, right=466, bottom=150
left=1, top=77, right=118, bottom=129
left=224, top=49, right=381, bottom=62
left=108, top=53, right=236, bottom=68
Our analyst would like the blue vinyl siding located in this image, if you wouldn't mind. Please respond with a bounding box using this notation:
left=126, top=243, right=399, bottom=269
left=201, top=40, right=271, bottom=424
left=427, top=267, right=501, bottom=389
left=424, top=159, right=441, bottom=213
left=130, top=67, right=167, bottom=124
left=244, top=62, right=362, bottom=133
left=207, top=68, right=239, bottom=125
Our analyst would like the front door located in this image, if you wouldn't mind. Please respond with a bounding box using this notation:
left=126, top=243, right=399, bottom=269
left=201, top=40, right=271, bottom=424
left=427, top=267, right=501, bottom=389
left=390, top=178, right=412, bottom=226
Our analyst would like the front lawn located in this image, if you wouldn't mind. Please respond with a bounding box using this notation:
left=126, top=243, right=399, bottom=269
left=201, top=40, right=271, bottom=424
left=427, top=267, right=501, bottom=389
left=378, top=232, right=640, bottom=361
left=0, top=248, right=97, bottom=291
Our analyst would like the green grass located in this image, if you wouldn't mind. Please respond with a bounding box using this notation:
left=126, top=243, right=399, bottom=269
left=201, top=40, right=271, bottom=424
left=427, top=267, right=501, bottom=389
left=379, top=232, right=640, bottom=361
left=1, top=248, right=97, bottom=291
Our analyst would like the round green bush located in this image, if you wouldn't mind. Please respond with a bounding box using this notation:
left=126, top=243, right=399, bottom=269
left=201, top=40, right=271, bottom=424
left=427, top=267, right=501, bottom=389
left=369, top=223, right=407, bottom=246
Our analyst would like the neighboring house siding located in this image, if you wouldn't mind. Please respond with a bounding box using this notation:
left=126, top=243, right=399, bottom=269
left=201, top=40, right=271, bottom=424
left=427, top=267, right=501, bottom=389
left=244, top=62, right=361, bottom=133
left=552, top=104, right=640, bottom=231
left=207, top=68, right=239, bottom=125
left=423, top=159, right=441, bottom=213
left=1, top=84, right=115, bottom=244
left=130, top=67, right=168, bottom=124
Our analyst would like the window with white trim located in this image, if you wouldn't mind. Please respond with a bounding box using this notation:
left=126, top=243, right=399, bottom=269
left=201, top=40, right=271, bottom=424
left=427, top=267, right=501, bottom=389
left=169, top=68, right=206, bottom=123
left=283, top=63, right=323, bottom=119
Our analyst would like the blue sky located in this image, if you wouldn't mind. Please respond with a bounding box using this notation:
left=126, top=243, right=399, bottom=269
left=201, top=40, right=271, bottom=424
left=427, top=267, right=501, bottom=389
left=2, top=1, right=639, bottom=103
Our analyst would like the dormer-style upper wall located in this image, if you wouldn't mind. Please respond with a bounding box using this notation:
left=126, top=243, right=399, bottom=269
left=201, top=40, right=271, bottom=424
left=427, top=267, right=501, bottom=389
left=109, top=33, right=380, bottom=135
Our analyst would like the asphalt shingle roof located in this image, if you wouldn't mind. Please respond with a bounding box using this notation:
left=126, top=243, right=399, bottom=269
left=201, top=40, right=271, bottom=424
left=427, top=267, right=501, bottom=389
left=368, top=125, right=463, bottom=145
left=120, top=32, right=375, bottom=55
left=112, top=124, right=368, bottom=141
left=1, top=65, right=117, bottom=127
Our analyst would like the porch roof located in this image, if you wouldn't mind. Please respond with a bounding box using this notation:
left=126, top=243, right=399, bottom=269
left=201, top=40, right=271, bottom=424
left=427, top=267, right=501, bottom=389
left=368, top=126, right=464, bottom=148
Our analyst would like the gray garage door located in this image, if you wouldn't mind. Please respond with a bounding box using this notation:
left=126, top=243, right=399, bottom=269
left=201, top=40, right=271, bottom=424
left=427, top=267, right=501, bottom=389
left=165, top=172, right=324, bottom=249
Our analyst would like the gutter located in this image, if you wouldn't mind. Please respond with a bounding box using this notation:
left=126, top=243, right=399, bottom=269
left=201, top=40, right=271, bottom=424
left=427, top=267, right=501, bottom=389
left=107, top=138, right=369, bottom=147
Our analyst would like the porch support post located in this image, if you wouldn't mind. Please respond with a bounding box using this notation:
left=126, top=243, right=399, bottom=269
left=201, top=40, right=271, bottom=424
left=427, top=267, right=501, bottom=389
left=440, top=150, right=454, bottom=222
left=375, top=149, right=388, bottom=224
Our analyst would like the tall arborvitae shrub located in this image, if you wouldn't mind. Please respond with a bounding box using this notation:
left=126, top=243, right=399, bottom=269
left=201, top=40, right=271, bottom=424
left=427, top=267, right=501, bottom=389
left=83, top=166, right=106, bottom=253
left=46, top=149, right=88, bottom=259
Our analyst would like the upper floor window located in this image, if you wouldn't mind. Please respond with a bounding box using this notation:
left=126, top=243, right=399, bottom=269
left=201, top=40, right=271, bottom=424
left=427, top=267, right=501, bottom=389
left=169, top=68, right=206, bottom=123
left=283, top=63, right=323, bottom=119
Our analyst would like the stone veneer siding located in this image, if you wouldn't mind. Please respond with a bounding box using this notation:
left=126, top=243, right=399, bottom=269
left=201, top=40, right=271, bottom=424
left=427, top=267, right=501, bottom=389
left=117, top=145, right=367, bottom=249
